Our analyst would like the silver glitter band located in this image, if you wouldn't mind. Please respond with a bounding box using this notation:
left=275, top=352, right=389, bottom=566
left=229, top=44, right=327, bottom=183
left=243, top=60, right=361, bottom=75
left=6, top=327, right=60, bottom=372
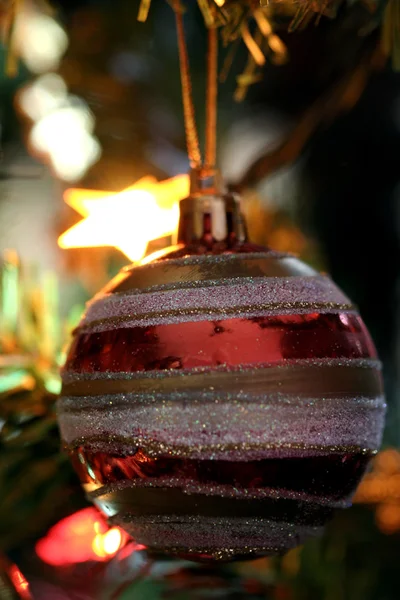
left=58, top=393, right=386, bottom=459
left=79, top=275, right=352, bottom=332
left=107, top=513, right=323, bottom=559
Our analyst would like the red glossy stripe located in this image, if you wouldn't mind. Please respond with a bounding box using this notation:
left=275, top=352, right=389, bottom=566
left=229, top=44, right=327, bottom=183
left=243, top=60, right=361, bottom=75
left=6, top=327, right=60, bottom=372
left=71, top=447, right=372, bottom=502
left=65, top=312, right=376, bottom=373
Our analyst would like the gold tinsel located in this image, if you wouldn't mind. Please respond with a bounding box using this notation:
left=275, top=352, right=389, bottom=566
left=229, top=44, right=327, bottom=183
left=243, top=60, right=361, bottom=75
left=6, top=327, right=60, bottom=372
left=0, top=0, right=20, bottom=76
left=138, top=1, right=399, bottom=98
left=139, top=0, right=290, bottom=98
left=137, top=0, right=350, bottom=98
left=382, top=0, right=400, bottom=70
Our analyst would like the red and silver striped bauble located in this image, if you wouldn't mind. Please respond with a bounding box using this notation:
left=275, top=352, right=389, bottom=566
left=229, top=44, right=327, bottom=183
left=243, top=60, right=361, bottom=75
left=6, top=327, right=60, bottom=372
left=57, top=177, right=385, bottom=561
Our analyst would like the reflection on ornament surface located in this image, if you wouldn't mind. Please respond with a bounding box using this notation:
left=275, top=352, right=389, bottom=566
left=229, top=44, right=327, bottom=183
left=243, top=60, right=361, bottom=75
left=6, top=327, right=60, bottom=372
left=58, top=235, right=385, bottom=560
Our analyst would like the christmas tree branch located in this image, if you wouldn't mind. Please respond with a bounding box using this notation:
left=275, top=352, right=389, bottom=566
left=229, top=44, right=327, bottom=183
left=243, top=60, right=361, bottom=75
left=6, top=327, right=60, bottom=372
left=234, top=43, right=383, bottom=191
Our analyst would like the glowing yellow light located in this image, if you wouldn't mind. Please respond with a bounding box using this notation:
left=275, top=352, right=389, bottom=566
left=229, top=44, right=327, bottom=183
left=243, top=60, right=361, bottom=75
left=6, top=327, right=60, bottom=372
left=30, top=102, right=101, bottom=181
left=92, top=527, right=123, bottom=558
left=58, top=175, right=190, bottom=262
left=354, top=449, right=400, bottom=535
left=214, top=0, right=226, bottom=6
left=36, top=507, right=129, bottom=565
left=376, top=503, right=400, bottom=535
left=102, top=528, right=122, bottom=555
left=14, top=9, right=68, bottom=73
left=18, top=73, right=100, bottom=182
left=18, top=74, right=68, bottom=122
left=268, top=34, right=287, bottom=58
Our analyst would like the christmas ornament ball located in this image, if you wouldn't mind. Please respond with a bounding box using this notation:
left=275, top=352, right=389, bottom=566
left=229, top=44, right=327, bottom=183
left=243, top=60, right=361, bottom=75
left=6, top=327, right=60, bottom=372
left=58, top=189, right=385, bottom=561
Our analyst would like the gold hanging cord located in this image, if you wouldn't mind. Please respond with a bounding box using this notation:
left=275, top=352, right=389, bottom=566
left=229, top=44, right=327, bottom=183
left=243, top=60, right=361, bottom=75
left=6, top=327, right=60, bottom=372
left=174, top=5, right=202, bottom=169
left=205, top=26, right=218, bottom=170
left=172, top=2, right=219, bottom=171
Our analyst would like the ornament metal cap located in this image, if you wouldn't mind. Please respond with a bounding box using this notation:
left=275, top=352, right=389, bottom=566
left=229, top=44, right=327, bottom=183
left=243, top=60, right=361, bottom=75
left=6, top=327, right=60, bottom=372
left=178, top=168, right=247, bottom=247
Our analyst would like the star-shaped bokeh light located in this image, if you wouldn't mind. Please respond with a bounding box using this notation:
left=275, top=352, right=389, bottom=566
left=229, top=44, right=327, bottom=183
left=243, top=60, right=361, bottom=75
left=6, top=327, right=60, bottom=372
left=58, top=175, right=190, bottom=262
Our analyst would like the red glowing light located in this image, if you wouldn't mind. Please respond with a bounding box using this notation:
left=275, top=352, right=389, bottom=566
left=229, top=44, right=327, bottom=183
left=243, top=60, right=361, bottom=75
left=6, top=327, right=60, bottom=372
left=35, top=507, right=130, bottom=566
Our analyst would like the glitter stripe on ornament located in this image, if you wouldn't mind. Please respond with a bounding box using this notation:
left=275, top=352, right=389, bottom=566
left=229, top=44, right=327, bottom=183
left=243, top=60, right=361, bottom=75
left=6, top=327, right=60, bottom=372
left=106, top=513, right=323, bottom=560
left=75, top=303, right=356, bottom=334
left=98, top=274, right=351, bottom=301
left=57, top=393, right=386, bottom=459
left=82, top=275, right=351, bottom=324
left=64, top=439, right=377, bottom=458
left=58, top=390, right=385, bottom=412
left=61, top=359, right=383, bottom=397
left=104, top=275, right=328, bottom=296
